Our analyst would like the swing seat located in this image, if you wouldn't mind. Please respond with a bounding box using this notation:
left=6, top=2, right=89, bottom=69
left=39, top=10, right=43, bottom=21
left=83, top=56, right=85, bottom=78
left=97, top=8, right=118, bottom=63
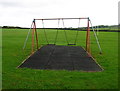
left=47, top=44, right=56, bottom=45
left=68, top=44, right=76, bottom=45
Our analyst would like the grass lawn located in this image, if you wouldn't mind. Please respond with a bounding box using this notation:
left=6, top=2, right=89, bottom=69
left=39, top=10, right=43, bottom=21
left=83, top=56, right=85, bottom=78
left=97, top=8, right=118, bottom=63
left=2, top=28, right=118, bottom=89
left=0, top=28, right=2, bottom=90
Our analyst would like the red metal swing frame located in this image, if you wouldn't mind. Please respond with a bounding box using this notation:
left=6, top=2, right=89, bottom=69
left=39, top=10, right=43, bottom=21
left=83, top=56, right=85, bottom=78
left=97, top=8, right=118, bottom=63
left=31, top=17, right=91, bottom=55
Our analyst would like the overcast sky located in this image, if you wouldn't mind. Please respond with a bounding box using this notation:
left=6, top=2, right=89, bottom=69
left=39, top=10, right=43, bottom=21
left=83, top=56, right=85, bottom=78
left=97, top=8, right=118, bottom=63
left=0, top=0, right=119, bottom=27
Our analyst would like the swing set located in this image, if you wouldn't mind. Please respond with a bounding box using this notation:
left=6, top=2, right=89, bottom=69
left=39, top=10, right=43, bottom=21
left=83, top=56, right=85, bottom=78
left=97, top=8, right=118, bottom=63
left=23, top=17, right=102, bottom=55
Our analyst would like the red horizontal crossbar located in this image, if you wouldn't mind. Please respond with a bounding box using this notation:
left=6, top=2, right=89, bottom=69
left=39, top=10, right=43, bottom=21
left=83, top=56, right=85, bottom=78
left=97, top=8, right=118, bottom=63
left=35, top=17, right=89, bottom=20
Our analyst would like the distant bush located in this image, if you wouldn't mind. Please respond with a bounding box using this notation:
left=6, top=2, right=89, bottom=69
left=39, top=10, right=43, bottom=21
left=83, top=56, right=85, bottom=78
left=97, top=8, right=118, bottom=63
left=2, top=26, right=21, bottom=29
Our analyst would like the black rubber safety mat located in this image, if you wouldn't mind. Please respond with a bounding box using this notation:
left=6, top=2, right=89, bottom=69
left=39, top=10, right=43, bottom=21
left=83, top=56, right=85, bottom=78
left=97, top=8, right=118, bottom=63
left=19, top=44, right=102, bottom=71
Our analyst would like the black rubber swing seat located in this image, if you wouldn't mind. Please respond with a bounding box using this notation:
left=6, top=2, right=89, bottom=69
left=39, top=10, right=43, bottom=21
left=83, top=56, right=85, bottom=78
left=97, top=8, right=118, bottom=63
left=68, top=44, right=76, bottom=45
left=47, top=44, right=56, bottom=45
left=19, top=45, right=103, bottom=71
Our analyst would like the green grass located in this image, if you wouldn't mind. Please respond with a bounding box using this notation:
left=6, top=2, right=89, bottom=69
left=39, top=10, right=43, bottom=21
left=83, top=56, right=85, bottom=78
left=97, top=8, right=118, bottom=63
left=2, top=28, right=118, bottom=89
left=0, top=27, right=2, bottom=90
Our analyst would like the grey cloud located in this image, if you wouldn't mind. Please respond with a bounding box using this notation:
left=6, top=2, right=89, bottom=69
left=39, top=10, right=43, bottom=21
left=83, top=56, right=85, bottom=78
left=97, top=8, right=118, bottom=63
left=0, top=0, right=23, bottom=8
left=118, top=1, right=120, bottom=25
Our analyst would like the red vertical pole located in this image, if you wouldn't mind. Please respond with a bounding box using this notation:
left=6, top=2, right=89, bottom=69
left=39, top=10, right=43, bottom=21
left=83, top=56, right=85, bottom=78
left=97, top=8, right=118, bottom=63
left=32, top=21, right=35, bottom=54
left=86, top=18, right=91, bottom=54
left=33, top=20, right=39, bottom=50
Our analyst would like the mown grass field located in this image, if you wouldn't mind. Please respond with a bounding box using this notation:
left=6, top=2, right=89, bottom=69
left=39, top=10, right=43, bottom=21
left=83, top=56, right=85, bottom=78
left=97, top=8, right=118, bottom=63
left=2, top=28, right=118, bottom=89
left=0, top=28, right=2, bottom=90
